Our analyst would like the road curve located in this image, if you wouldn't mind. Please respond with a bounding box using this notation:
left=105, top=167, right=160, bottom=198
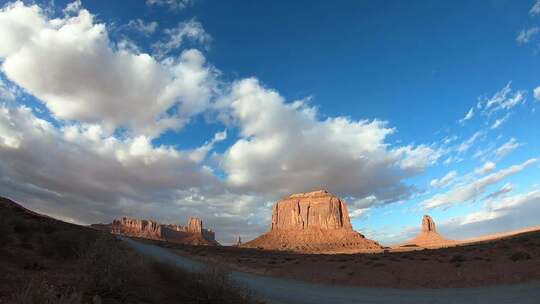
left=121, top=237, right=540, bottom=304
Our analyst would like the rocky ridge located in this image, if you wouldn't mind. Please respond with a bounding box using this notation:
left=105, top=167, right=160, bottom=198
left=95, top=216, right=218, bottom=246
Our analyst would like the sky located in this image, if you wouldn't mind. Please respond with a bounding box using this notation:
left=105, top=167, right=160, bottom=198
left=0, top=0, right=539, bottom=245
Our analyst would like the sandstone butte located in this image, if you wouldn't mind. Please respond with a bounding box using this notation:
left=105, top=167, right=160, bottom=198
left=399, top=215, right=454, bottom=248
left=93, top=216, right=219, bottom=246
left=241, top=190, right=383, bottom=254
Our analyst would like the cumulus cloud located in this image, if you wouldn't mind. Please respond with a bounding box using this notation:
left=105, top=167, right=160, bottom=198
left=146, top=0, right=195, bottom=11
left=516, top=27, right=540, bottom=44
left=423, top=158, right=538, bottom=209
left=63, top=0, right=81, bottom=15
left=218, top=78, right=440, bottom=210
left=152, top=19, right=211, bottom=58
left=430, top=171, right=457, bottom=188
left=0, top=103, right=271, bottom=243
left=534, top=86, right=540, bottom=101
left=2, top=1, right=510, bottom=244
left=0, top=2, right=218, bottom=137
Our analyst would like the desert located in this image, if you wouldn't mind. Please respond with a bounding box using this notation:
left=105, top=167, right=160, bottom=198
left=1, top=1, right=540, bottom=303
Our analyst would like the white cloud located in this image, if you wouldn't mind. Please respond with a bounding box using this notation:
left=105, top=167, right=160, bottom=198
left=479, top=82, right=525, bottom=116
left=457, top=131, right=483, bottom=153
left=458, top=107, right=474, bottom=124
left=516, top=27, right=540, bottom=44
left=218, top=78, right=440, bottom=204
left=530, top=0, right=540, bottom=16
left=490, top=113, right=510, bottom=129
left=440, top=189, right=540, bottom=240
left=423, top=158, right=538, bottom=209
left=430, top=170, right=457, bottom=188
left=534, top=86, right=540, bottom=101
left=152, top=19, right=211, bottom=58
left=483, top=183, right=513, bottom=201
left=442, top=135, right=458, bottom=145
left=0, top=103, right=271, bottom=243
left=495, top=138, right=521, bottom=160
left=146, top=0, right=194, bottom=11
left=63, top=0, right=82, bottom=15
left=126, top=19, right=158, bottom=36
left=474, top=161, right=496, bottom=175
left=0, top=3, right=218, bottom=137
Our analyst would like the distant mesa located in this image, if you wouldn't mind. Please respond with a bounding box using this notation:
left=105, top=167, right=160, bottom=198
left=400, top=215, right=453, bottom=248
left=241, top=190, right=383, bottom=253
left=93, top=216, right=219, bottom=246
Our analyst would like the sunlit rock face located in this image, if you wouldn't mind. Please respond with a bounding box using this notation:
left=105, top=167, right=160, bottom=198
left=242, top=190, right=382, bottom=253
left=400, top=215, right=453, bottom=248
left=422, top=215, right=437, bottom=233
left=100, top=216, right=218, bottom=245
left=271, top=190, right=352, bottom=231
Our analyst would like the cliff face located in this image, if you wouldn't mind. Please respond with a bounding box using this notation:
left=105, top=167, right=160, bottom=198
left=242, top=190, right=382, bottom=253
left=112, top=218, right=162, bottom=240
left=422, top=215, right=437, bottom=233
left=271, top=190, right=352, bottom=231
left=107, top=216, right=218, bottom=246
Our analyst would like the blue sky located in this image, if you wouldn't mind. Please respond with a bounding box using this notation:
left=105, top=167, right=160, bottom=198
left=0, top=0, right=539, bottom=244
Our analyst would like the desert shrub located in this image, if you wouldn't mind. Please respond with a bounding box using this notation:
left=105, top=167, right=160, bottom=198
left=14, top=280, right=82, bottom=304
left=39, top=230, right=91, bottom=260
left=509, top=251, right=531, bottom=262
left=150, top=258, right=258, bottom=303
left=450, top=255, right=466, bottom=263
left=76, top=235, right=149, bottom=301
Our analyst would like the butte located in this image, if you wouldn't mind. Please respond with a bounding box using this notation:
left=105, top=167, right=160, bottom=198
left=241, top=190, right=382, bottom=254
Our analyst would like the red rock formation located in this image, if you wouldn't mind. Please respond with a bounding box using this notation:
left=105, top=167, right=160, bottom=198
left=400, top=215, right=453, bottom=248
left=422, top=215, right=437, bottom=233
left=112, top=217, right=162, bottom=240
left=242, top=190, right=382, bottom=253
left=106, top=216, right=219, bottom=246
left=187, top=218, right=203, bottom=233
left=271, top=190, right=352, bottom=230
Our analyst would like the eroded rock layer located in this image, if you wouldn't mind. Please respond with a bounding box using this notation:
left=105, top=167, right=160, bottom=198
left=96, top=217, right=218, bottom=246
left=242, top=190, right=382, bottom=253
left=271, top=190, right=352, bottom=231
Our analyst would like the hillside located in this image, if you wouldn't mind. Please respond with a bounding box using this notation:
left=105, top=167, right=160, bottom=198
left=0, top=196, right=260, bottom=304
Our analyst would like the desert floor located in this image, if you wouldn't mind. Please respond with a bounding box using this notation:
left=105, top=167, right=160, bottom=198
left=148, top=229, right=540, bottom=289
